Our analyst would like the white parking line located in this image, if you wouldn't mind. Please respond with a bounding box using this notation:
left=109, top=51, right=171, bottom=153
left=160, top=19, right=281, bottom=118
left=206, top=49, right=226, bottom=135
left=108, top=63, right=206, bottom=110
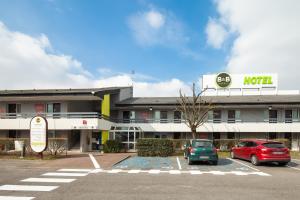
left=42, top=172, right=88, bottom=177
left=57, top=169, right=93, bottom=172
left=207, top=171, right=225, bottom=175
left=0, top=185, right=58, bottom=192
left=227, top=158, right=260, bottom=171
left=148, top=169, right=160, bottom=174
left=89, top=154, right=101, bottom=169
left=107, top=169, right=122, bottom=174
left=190, top=170, right=203, bottom=175
left=287, top=165, right=300, bottom=171
left=128, top=170, right=141, bottom=174
left=169, top=170, right=181, bottom=175
left=0, top=196, right=35, bottom=200
left=176, top=157, right=182, bottom=170
left=21, top=178, right=76, bottom=183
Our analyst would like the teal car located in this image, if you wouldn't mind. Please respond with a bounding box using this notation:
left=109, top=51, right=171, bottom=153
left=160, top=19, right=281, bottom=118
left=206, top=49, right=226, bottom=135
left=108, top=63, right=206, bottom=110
left=184, top=139, right=218, bottom=165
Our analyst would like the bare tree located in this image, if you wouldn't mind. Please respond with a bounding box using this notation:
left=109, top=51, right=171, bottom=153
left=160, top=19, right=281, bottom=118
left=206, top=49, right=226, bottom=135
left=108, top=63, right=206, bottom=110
left=177, top=83, right=213, bottom=139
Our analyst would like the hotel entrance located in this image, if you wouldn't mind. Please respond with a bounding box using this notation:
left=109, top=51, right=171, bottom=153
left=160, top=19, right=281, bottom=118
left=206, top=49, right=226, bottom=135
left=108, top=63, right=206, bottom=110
left=110, top=126, right=143, bottom=151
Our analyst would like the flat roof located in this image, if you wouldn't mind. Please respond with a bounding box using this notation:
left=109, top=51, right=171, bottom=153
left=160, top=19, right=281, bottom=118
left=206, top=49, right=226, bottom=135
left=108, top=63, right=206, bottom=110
left=116, top=95, right=300, bottom=105
left=0, top=86, right=131, bottom=96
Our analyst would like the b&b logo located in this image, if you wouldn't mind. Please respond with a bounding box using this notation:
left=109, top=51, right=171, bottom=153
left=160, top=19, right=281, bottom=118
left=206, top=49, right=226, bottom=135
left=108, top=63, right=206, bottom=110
left=216, top=73, right=231, bottom=88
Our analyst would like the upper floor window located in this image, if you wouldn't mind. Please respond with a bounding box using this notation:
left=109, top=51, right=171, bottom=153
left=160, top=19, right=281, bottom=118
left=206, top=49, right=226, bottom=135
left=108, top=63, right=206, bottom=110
left=7, top=104, right=21, bottom=118
left=228, top=110, right=235, bottom=123
left=160, top=111, right=168, bottom=123
left=213, top=110, right=222, bottom=123
left=174, top=111, right=181, bottom=123
left=285, top=110, right=292, bottom=123
left=269, top=110, right=277, bottom=123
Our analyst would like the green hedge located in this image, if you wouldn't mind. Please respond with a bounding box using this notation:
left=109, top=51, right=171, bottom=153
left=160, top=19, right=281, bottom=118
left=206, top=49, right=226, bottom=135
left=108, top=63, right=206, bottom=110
left=103, top=140, right=122, bottom=153
left=136, top=139, right=174, bottom=157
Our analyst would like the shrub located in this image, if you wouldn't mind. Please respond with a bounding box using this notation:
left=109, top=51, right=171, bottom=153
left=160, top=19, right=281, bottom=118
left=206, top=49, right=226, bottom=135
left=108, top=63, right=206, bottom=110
left=103, top=140, right=122, bottom=153
left=136, top=138, right=174, bottom=157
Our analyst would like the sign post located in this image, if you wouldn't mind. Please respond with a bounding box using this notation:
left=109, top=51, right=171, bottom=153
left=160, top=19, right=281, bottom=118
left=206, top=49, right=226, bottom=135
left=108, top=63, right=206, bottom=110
left=30, top=116, right=48, bottom=159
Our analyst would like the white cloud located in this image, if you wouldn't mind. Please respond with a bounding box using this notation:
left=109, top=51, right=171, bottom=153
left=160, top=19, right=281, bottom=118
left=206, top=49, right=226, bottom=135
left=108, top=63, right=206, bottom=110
left=128, top=8, right=188, bottom=47
left=210, top=0, right=300, bottom=89
left=0, top=21, right=194, bottom=97
left=205, top=18, right=228, bottom=49
left=145, top=10, right=165, bottom=29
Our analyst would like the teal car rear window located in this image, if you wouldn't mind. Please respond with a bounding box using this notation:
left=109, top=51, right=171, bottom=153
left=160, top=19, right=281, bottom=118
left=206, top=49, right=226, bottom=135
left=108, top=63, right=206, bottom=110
left=193, top=141, right=213, bottom=148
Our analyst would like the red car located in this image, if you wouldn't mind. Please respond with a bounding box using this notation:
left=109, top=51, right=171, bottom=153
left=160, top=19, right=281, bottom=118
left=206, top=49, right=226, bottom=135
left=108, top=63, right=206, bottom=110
left=231, top=139, right=291, bottom=166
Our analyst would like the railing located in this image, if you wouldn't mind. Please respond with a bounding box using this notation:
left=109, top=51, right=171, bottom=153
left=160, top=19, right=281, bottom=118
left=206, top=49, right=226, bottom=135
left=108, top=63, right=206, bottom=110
left=0, top=112, right=103, bottom=119
left=113, top=118, right=300, bottom=124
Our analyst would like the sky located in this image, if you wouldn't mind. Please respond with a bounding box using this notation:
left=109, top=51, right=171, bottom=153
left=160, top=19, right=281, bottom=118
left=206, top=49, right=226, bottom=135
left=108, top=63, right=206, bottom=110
left=0, top=0, right=299, bottom=96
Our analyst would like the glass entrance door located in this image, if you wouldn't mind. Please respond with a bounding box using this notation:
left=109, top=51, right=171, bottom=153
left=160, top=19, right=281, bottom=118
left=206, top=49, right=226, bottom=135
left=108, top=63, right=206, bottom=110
left=112, top=127, right=142, bottom=151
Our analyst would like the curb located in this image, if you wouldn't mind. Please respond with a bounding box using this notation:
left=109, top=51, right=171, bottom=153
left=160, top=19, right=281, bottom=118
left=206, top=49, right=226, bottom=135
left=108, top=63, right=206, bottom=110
left=112, top=155, right=132, bottom=167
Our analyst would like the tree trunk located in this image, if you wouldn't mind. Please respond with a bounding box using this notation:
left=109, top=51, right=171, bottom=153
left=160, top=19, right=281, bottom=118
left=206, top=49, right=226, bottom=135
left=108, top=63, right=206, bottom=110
left=191, top=128, right=197, bottom=139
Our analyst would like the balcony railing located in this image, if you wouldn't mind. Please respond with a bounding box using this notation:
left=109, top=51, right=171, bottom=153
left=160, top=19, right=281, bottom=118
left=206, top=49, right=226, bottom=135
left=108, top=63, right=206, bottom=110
left=113, top=118, right=300, bottom=124
left=0, top=112, right=104, bottom=119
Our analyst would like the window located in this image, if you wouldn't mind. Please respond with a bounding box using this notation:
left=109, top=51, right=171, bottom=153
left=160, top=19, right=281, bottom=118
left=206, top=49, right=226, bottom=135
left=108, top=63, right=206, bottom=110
left=228, top=110, right=235, bottom=123
left=8, top=130, right=17, bottom=138
left=246, top=141, right=257, bottom=147
left=213, top=110, right=222, bottom=123
left=47, top=103, right=61, bottom=118
left=122, top=111, right=130, bottom=123
left=227, top=132, right=235, bottom=139
left=269, top=110, right=277, bottom=123
left=213, top=132, right=220, bottom=140
left=237, top=142, right=247, bottom=147
left=262, top=143, right=285, bottom=148
left=285, top=110, right=292, bottom=123
left=174, top=111, right=181, bottom=123
left=192, top=141, right=213, bottom=148
left=268, top=132, right=277, bottom=139
left=7, top=104, right=21, bottom=118
left=160, top=111, right=168, bottom=123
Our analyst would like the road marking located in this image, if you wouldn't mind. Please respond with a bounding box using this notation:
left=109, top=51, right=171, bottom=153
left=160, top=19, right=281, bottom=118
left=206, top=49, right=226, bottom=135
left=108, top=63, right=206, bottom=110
left=176, top=157, right=182, bottom=170
left=107, top=169, right=122, bottom=174
left=287, top=165, right=300, bottom=171
left=57, top=169, right=92, bottom=172
left=0, top=185, right=58, bottom=192
left=208, top=171, right=225, bottom=175
left=227, top=158, right=260, bottom=171
left=89, top=154, right=100, bottom=169
left=21, top=178, right=76, bottom=183
left=0, top=196, right=35, bottom=200
left=128, top=170, right=141, bottom=174
left=250, top=172, right=271, bottom=176
left=90, top=169, right=104, bottom=173
left=230, top=171, right=248, bottom=176
left=190, top=170, right=203, bottom=175
left=148, top=169, right=160, bottom=174
left=42, top=172, right=88, bottom=177
left=169, top=170, right=181, bottom=175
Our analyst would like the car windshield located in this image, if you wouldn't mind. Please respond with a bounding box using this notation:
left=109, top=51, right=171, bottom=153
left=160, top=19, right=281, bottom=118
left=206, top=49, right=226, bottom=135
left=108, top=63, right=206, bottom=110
left=262, top=142, right=285, bottom=148
left=193, top=141, right=212, bottom=148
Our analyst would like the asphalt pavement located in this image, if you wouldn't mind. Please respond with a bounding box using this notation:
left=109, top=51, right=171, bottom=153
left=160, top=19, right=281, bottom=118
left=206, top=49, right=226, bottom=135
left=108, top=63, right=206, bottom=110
left=0, top=156, right=299, bottom=200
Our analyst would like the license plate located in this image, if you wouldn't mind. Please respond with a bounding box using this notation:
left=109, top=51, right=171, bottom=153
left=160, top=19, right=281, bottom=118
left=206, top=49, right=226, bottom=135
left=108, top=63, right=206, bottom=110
left=273, top=152, right=284, bottom=154
left=200, top=156, right=209, bottom=159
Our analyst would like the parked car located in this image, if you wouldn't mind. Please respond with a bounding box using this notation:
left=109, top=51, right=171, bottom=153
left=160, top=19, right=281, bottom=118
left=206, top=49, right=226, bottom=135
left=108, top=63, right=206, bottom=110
left=184, top=139, right=218, bottom=165
left=231, top=139, right=291, bottom=166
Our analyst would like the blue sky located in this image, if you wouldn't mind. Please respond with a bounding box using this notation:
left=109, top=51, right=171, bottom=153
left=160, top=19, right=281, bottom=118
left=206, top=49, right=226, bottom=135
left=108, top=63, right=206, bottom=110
left=0, top=0, right=298, bottom=96
left=0, top=0, right=226, bottom=81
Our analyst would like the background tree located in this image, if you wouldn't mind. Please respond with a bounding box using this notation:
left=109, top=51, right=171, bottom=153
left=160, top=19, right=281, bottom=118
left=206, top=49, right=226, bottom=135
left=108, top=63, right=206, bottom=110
left=177, top=83, right=213, bottom=139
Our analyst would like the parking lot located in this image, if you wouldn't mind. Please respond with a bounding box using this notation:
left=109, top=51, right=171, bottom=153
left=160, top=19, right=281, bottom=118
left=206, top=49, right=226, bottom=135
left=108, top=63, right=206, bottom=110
left=110, top=156, right=300, bottom=176
left=0, top=155, right=299, bottom=200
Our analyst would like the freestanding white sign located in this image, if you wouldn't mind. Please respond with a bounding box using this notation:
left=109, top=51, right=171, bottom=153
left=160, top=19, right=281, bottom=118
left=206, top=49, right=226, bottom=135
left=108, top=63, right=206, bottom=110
left=30, top=116, right=48, bottom=153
